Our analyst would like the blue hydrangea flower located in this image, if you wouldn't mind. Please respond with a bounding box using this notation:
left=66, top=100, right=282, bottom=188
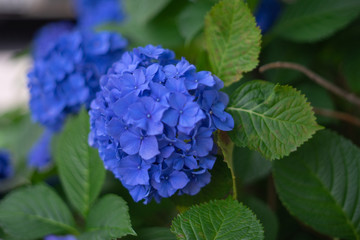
left=28, top=129, right=53, bottom=171
left=28, top=29, right=127, bottom=131
left=32, top=22, right=74, bottom=59
left=44, top=235, right=77, bottom=240
left=74, top=0, right=124, bottom=29
left=89, top=45, right=234, bottom=203
left=0, top=150, right=13, bottom=180
left=255, top=0, right=282, bottom=33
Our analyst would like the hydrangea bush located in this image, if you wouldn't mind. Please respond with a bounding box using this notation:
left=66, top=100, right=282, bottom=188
left=0, top=0, right=360, bottom=240
left=89, top=45, right=234, bottom=203
left=28, top=30, right=127, bottom=131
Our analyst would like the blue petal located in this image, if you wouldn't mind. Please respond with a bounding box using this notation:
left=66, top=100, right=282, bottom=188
left=120, top=130, right=141, bottom=155
left=139, top=136, right=160, bottom=160
left=169, top=171, right=189, bottom=189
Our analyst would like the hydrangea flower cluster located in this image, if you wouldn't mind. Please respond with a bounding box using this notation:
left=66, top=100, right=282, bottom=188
left=0, top=150, right=13, bottom=180
left=32, top=22, right=74, bottom=59
left=89, top=45, right=234, bottom=203
left=74, top=0, right=124, bottom=29
left=28, top=30, right=127, bottom=131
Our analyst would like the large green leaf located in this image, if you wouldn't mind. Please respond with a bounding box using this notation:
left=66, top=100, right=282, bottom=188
left=79, top=194, right=136, bottom=240
left=228, top=80, right=322, bottom=160
left=171, top=199, right=264, bottom=240
left=54, top=109, right=105, bottom=217
left=0, top=184, right=77, bottom=240
left=205, top=0, right=261, bottom=86
left=274, top=0, right=360, bottom=42
left=273, top=130, right=360, bottom=239
left=123, top=0, right=172, bottom=25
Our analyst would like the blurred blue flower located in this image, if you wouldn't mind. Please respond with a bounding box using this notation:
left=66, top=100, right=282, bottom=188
left=255, top=0, right=282, bottom=33
left=28, top=29, right=127, bottom=131
left=32, top=22, right=74, bottom=59
left=0, top=150, right=13, bottom=180
left=74, top=0, right=124, bottom=29
left=44, top=235, right=77, bottom=240
left=28, top=129, right=53, bottom=171
left=89, top=45, right=233, bottom=203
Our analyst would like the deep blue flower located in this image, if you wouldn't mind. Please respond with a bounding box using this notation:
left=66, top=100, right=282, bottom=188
left=32, top=22, right=74, bottom=59
left=28, top=129, right=53, bottom=171
left=74, top=0, right=124, bottom=29
left=44, top=235, right=77, bottom=240
left=0, top=150, right=13, bottom=180
left=28, top=29, right=127, bottom=131
left=255, top=0, right=282, bottom=33
left=89, top=45, right=233, bottom=203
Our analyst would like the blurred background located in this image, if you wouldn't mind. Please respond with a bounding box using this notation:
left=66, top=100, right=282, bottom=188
left=0, top=0, right=74, bottom=113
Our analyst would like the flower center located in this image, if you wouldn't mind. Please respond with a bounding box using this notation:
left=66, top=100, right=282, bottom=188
left=209, top=110, right=213, bottom=115
left=195, top=79, right=198, bottom=83
left=137, top=165, right=141, bottom=169
left=140, top=136, right=144, bottom=140
left=146, top=114, right=151, bottom=118
left=156, top=98, right=160, bottom=102
left=134, top=86, right=138, bottom=89
left=179, top=110, right=183, bottom=114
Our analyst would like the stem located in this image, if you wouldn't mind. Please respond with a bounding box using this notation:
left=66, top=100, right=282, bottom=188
left=259, top=62, right=360, bottom=108
left=313, top=107, right=360, bottom=127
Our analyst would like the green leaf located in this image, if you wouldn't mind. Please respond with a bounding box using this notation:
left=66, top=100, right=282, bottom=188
left=171, top=199, right=264, bottom=240
left=273, top=130, right=360, bottom=239
left=123, top=0, right=172, bottom=25
left=79, top=194, right=136, bottom=240
left=54, top=109, right=105, bottom=217
left=228, top=80, right=322, bottom=160
left=244, top=197, right=278, bottom=240
left=177, top=0, right=213, bottom=43
left=273, top=0, right=360, bottom=42
left=0, top=184, right=77, bottom=240
left=205, top=0, right=261, bottom=86
left=233, top=147, right=271, bottom=184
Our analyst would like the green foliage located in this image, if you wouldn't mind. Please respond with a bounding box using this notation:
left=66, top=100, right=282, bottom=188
left=123, top=0, right=172, bottom=25
left=273, top=130, right=360, bottom=239
left=274, top=0, right=360, bottom=42
left=0, top=184, right=77, bottom=240
left=233, top=147, right=271, bottom=184
left=343, top=47, right=360, bottom=93
left=228, top=80, right=322, bottom=160
left=173, top=157, right=232, bottom=207
left=79, top=194, right=136, bottom=240
left=136, top=227, right=176, bottom=240
left=171, top=198, right=264, bottom=240
left=0, top=112, right=42, bottom=192
left=243, top=197, right=278, bottom=240
left=177, top=0, right=213, bottom=43
left=54, top=109, right=105, bottom=217
left=205, top=0, right=261, bottom=86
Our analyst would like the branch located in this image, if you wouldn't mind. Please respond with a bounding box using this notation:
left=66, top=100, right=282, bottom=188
left=313, top=108, right=360, bottom=128
left=259, top=62, right=360, bottom=108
